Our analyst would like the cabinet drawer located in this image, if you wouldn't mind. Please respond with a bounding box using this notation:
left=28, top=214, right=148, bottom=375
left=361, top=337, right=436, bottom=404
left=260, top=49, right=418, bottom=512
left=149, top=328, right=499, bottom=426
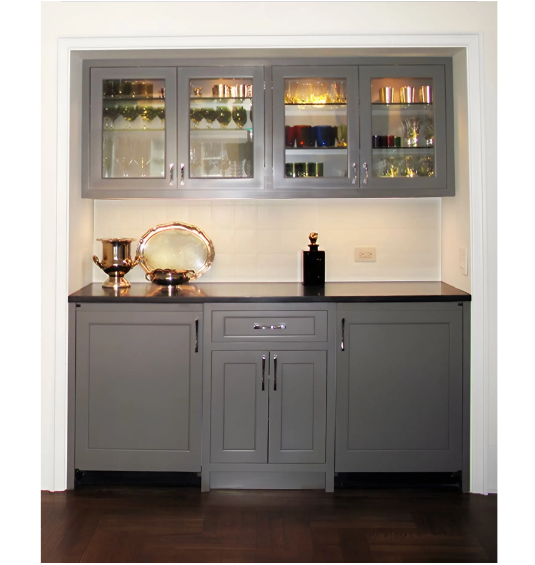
left=211, top=309, right=328, bottom=342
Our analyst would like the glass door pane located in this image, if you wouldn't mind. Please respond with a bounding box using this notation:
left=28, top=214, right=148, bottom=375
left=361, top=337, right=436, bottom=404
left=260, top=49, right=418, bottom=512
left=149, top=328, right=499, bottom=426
left=370, top=77, right=435, bottom=180
left=101, top=78, right=166, bottom=179
left=284, top=78, right=348, bottom=179
left=188, top=78, right=254, bottom=179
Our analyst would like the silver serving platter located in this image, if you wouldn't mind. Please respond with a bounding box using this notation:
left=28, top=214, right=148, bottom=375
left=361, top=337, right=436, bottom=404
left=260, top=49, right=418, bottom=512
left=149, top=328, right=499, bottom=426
left=137, top=221, right=215, bottom=281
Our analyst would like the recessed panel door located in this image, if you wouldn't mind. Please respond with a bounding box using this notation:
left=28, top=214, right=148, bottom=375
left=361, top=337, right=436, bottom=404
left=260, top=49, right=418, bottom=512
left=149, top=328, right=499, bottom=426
left=210, top=351, right=269, bottom=463
left=268, top=350, right=327, bottom=464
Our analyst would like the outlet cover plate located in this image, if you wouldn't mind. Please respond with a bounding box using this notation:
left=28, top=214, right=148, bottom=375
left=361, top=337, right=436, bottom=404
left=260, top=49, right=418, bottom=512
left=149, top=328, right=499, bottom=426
left=355, top=247, right=376, bottom=262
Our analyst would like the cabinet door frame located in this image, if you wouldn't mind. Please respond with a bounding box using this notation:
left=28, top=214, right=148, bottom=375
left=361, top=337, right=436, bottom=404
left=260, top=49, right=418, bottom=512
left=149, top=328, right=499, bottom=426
left=335, top=303, right=464, bottom=472
left=84, top=66, right=178, bottom=198
left=210, top=350, right=269, bottom=463
left=177, top=66, right=265, bottom=192
left=272, top=65, right=360, bottom=193
left=75, top=308, right=202, bottom=472
left=358, top=63, right=454, bottom=196
left=268, top=350, right=327, bottom=464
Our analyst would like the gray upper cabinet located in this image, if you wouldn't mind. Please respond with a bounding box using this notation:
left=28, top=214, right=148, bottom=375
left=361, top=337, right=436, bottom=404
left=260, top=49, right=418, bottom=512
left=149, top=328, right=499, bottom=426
left=272, top=66, right=359, bottom=195
left=177, top=66, right=265, bottom=194
left=335, top=303, right=463, bottom=473
left=358, top=63, right=454, bottom=196
left=82, top=57, right=454, bottom=199
left=83, top=67, right=178, bottom=198
left=75, top=306, right=202, bottom=472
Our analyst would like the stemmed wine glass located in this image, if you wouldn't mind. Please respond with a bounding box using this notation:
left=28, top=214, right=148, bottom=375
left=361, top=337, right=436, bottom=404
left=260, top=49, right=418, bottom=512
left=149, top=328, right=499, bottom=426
left=232, top=106, right=247, bottom=129
left=134, top=139, right=152, bottom=177
left=115, top=137, right=133, bottom=177
left=220, top=146, right=230, bottom=177
left=190, top=108, right=203, bottom=129
left=201, top=107, right=217, bottom=129
left=215, top=106, right=231, bottom=129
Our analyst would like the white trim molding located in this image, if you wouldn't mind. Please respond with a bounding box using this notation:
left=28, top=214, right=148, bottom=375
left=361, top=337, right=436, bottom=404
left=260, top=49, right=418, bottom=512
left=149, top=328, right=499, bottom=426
left=45, top=33, right=490, bottom=493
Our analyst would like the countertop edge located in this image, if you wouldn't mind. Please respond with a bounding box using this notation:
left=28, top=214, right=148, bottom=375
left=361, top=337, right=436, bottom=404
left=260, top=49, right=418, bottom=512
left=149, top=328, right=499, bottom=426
left=68, top=282, right=472, bottom=303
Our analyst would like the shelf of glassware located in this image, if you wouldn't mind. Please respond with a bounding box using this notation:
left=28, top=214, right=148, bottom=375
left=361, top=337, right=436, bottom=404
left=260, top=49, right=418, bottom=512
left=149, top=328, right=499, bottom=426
left=190, top=129, right=253, bottom=138
left=372, top=147, right=434, bottom=156
left=285, top=148, right=347, bottom=156
left=285, top=102, right=347, bottom=117
left=371, top=103, right=433, bottom=117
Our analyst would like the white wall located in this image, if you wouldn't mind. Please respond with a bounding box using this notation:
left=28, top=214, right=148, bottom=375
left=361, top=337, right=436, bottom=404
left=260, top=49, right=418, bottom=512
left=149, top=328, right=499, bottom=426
left=42, top=1, right=497, bottom=493
left=94, top=199, right=441, bottom=283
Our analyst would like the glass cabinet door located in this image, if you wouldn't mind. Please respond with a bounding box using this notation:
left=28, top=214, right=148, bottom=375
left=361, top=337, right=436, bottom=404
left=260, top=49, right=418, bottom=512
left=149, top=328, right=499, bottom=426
left=359, top=65, right=452, bottom=195
left=87, top=68, right=177, bottom=196
left=177, top=67, right=264, bottom=190
left=272, top=66, right=359, bottom=192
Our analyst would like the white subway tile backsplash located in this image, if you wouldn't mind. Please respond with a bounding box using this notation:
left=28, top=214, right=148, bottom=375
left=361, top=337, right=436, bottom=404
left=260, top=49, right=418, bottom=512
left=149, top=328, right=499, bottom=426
left=93, top=198, right=441, bottom=283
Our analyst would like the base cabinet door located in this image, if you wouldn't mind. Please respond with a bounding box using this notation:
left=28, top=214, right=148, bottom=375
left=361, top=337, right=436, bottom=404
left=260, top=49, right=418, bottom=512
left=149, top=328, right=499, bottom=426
left=268, top=351, right=327, bottom=464
left=75, top=309, right=202, bottom=471
left=210, top=351, right=269, bottom=463
left=336, top=304, right=463, bottom=472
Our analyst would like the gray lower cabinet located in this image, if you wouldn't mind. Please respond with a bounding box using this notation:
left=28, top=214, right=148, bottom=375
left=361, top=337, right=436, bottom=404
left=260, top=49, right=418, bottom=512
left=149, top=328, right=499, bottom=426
left=74, top=305, right=202, bottom=472
left=335, top=303, right=467, bottom=477
left=210, top=350, right=327, bottom=465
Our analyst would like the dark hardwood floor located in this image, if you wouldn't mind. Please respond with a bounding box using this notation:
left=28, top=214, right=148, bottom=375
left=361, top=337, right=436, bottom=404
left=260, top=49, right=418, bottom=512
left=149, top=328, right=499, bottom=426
left=42, top=486, right=497, bottom=563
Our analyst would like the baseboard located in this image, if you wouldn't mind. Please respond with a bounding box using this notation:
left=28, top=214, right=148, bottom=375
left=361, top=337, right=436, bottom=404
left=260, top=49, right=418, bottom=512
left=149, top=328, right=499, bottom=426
left=209, top=471, right=326, bottom=490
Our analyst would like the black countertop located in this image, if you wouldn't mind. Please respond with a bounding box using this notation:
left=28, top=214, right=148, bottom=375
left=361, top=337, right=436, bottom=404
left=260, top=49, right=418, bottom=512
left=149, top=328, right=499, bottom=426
left=69, top=282, right=471, bottom=303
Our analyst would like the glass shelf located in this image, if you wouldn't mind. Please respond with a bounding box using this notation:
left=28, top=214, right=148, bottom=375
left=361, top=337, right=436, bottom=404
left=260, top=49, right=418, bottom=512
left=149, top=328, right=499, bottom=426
left=190, top=97, right=253, bottom=102
left=285, top=102, right=347, bottom=106
left=103, top=128, right=165, bottom=133
left=103, top=95, right=165, bottom=101
left=286, top=147, right=346, bottom=155
left=372, top=147, right=434, bottom=153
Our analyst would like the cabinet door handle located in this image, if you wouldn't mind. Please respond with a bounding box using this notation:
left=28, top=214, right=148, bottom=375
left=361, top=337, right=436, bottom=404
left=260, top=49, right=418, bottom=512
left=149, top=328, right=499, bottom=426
left=195, top=319, right=199, bottom=352
left=273, top=354, right=278, bottom=391
left=180, top=163, right=185, bottom=186
left=253, top=323, right=286, bottom=330
left=169, top=163, right=175, bottom=185
left=341, top=318, right=345, bottom=351
left=261, top=354, right=266, bottom=391
left=352, top=162, right=358, bottom=185
left=363, top=162, right=369, bottom=185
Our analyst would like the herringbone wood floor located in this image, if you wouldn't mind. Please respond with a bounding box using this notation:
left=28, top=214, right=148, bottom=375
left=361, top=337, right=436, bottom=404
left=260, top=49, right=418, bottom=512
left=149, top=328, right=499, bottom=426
left=41, top=487, right=497, bottom=563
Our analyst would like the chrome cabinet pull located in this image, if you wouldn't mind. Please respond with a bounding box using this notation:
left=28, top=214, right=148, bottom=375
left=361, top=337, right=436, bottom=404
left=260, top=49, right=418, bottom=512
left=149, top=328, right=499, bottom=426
left=352, top=162, right=357, bottom=185
left=341, top=318, right=345, bottom=351
left=195, top=319, right=199, bottom=352
left=273, top=354, right=278, bottom=391
left=261, top=354, right=266, bottom=391
left=169, top=163, right=175, bottom=185
left=363, top=162, right=369, bottom=185
left=180, top=163, right=185, bottom=185
left=253, top=323, right=287, bottom=330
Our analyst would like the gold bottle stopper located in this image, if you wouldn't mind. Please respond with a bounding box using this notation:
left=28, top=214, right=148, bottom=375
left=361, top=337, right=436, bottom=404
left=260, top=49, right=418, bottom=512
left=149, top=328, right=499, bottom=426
left=308, top=232, right=319, bottom=251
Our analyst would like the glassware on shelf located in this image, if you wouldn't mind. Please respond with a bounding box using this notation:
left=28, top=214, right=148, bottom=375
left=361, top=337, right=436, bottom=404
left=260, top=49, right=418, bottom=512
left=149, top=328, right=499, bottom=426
left=133, top=139, right=152, bottom=177
left=220, top=146, right=230, bottom=177
left=336, top=125, right=348, bottom=147
left=190, top=141, right=201, bottom=176
left=424, top=119, right=434, bottom=146
left=200, top=107, right=217, bottom=129
left=285, top=80, right=299, bottom=103
left=417, top=156, right=434, bottom=177
left=402, top=117, right=421, bottom=147
left=400, top=86, right=418, bottom=104
left=328, top=81, right=346, bottom=103
left=231, top=106, right=247, bottom=129
left=215, top=106, right=232, bottom=129
left=115, top=137, right=133, bottom=177
left=190, top=108, right=203, bottom=129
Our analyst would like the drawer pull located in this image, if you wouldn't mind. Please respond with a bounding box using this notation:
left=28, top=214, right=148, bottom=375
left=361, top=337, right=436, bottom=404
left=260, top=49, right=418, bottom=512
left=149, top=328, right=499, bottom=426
left=261, top=354, right=266, bottom=391
left=195, top=319, right=199, bottom=352
left=253, top=323, right=287, bottom=331
left=341, top=318, right=345, bottom=351
left=273, top=354, right=278, bottom=391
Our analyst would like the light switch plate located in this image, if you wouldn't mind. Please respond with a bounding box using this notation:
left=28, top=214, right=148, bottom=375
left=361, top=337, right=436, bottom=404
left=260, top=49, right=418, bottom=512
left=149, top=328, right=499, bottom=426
left=355, top=247, right=376, bottom=262
left=459, top=247, right=468, bottom=276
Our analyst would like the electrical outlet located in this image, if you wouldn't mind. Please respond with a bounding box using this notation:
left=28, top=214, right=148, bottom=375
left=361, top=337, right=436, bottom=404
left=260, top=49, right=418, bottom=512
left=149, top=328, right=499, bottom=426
left=354, top=247, right=376, bottom=262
